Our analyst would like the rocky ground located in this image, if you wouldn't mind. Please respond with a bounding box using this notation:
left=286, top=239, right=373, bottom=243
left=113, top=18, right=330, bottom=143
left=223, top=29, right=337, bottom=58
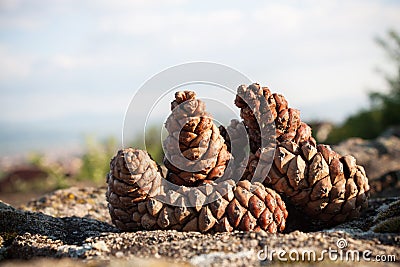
left=0, top=134, right=399, bottom=266
left=334, top=134, right=400, bottom=197
left=0, top=187, right=399, bottom=266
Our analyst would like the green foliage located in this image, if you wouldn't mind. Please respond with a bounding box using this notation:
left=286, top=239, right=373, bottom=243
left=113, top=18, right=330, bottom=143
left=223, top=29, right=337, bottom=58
left=371, top=30, right=400, bottom=127
left=28, top=153, right=69, bottom=190
left=326, top=30, right=400, bottom=144
left=76, top=136, right=117, bottom=184
left=131, top=125, right=164, bottom=164
left=326, top=108, right=383, bottom=144
left=6, top=136, right=117, bottom=194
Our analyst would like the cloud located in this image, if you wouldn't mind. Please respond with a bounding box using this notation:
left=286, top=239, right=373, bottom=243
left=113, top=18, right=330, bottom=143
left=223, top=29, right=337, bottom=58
left=84, top=0, right=187, bottom=11
left=50, top=54, right=103, bottom=70
left=0, top=16, right=44, bottom=30
left=91, top=0, right=400, bottom=58
left=250, top=1, right=400, bottom=44
left=0, top=0, right=45, bottom=31
left=0, top=44, right=35, bottom=80
left=97, top=9, right=244, bottom=41
left=0, top=0, right=22, bottom=11
left=1, top=0, right=400, bottom=125
left=242, top=1, right=400, bottom=92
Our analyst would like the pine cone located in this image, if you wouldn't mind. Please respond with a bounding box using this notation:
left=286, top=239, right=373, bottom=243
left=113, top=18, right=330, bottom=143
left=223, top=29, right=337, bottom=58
left=247, top=141, right=370, bottom=224
left=164, top=91, right=232, bottom=186
left=106, top=148, right=163, bottom=231
left=235, top=83, right=316, bottom=153
left=274, top=142, right=369, bottom=223
left=106, top=148, right=288, bottom=233
left=136, top=179, right=288, bottom=233
left=235, top=83, right=370, bottom=224
left=219, top=119, right=248, bottom=162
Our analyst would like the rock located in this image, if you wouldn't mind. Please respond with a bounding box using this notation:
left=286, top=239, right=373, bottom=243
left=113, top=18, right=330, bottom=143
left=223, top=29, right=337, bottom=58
left=373, top=216, right=400, bottom=233
left=334, top=135, right=400, bottom=197
left=20, top=187, right=111, bottom=224
left=334, top=136, right=400, bottom=181
left=381, top=126, right=400, bottom=138
left=308, top=121, right=334, bottom=142
left=0, top=258, right=89, bottom=267
left=1, top=187, right=399, bottom=266
left=0, top=200, right=118, bottom=248
left=0, top=258, right=185, bottom=267
left=371, top=199, right=400, bottom=233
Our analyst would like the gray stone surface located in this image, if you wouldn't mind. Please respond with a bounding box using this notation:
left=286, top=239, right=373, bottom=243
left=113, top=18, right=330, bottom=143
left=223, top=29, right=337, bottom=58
left=0, top=187, right=399, bottom=266
left=334, top=136, right=400, bottom=181
left=334, top=135, right=400, bottom=197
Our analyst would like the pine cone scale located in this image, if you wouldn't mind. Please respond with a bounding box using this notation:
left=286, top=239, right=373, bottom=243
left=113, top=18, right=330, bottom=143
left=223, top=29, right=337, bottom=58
left=235, top=83, right=370, bottom=225
left=108, top=84, right=370, bottom=233
left=107, top=147, right=288, bottom=234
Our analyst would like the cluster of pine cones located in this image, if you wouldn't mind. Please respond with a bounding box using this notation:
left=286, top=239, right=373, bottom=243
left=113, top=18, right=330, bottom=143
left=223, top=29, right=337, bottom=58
left=106, top=83, right=370, bottom=234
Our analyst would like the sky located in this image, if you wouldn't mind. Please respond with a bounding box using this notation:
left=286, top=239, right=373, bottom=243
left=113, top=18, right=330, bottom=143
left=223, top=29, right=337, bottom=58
left=0, top=0, right=400, bottom=155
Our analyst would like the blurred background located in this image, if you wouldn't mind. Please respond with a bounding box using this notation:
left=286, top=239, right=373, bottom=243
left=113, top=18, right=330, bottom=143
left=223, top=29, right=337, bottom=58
left=1, top=0, right=399, bottom=205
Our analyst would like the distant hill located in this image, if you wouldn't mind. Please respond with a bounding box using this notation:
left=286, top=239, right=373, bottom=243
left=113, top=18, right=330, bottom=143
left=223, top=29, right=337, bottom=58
left=0, top=112, right=123, bottom=156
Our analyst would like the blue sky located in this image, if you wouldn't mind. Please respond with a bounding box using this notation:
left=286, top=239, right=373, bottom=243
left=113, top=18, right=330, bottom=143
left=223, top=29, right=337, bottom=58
left=0, top=0, right=400, bottom=155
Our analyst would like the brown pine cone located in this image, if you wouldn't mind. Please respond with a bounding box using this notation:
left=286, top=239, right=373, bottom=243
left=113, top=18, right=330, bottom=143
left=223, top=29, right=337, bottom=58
left=164, top=91, right=232, bottom=186
left=219, top=119, right=248, bottom=162
left=235, top=83, right=369, bottom=224
left=248, top=141, right=370, bottom=224
left=106, top=148, right=163, bottom=231
left=135, top=179, right=288, bottom=234
left=235, top=83, right=316, bottom=153
left=106, top=148, right=288, bottom=233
